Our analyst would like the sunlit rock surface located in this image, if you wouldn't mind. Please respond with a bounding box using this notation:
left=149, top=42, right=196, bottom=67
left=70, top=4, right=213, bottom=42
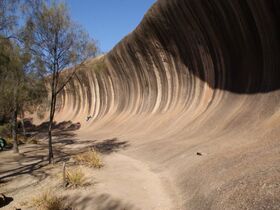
left=55, top=0, right=280, bottom=209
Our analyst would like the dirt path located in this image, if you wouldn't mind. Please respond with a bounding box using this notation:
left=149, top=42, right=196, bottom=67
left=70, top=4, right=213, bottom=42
left=66, top=153, right=176, bottom=210
left=102, top=153, right=174, bottom=209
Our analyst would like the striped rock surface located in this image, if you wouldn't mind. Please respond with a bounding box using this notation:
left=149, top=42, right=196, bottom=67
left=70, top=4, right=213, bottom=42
left=53, top=0, right=280, bottom=209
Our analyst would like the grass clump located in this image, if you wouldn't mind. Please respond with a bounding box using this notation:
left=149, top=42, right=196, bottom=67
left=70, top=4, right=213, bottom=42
left=25, top=136, right=38, bottom=144
left=65, top=167, right=86, bottom=188
left=74, top=149, right=103, bottom=168
left=31, top=190, right=68, bottom=210
left=5, top=137, right=13, bottom=146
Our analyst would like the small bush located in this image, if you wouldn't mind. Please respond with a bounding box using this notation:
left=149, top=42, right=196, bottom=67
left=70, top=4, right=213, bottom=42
left=17, top=134, right=27, bottom=143
left=25, top=136, right=38, bottom=144
left=74, top=149, right=103, bottom=168
left=0, top=123, right=11, bottom=138
left=92, top=56, right=106, bottom=74
left=5, top=137, right=13, bottom=146
left=31, top=190, right=68, bottom=210
left=65, top=167, right=86, bottom=188
left=6, top=136, right=24, bottom=146
left=29, top=138, right=38, bottom=144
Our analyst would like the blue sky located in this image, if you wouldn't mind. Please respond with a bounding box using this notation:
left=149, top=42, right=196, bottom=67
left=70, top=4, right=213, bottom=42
left=67, top=0, right=156, bottom=53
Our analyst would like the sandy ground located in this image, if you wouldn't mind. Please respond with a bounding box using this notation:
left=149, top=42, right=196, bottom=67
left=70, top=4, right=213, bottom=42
left=0, top=132, right=177, bottom=210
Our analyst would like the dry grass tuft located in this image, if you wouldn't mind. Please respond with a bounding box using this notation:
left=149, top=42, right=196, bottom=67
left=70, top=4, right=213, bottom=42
left=74, top=149, right=103, bottom=168
left=65, top=167, right=86, bottom=188
left=5, top=137, right=13, bottom=146
left=31, top=190, right=68, bottom=210
left=27, top=137, right=38, bottom=144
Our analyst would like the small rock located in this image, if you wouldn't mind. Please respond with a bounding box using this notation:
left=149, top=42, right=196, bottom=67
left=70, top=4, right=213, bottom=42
left=0, top=193, right=13, bottom=207
left=0, top=193, right=6, bottom=204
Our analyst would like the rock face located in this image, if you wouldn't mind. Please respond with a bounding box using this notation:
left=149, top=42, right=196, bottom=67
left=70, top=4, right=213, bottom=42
left=56, top=0, right=280, bottom=209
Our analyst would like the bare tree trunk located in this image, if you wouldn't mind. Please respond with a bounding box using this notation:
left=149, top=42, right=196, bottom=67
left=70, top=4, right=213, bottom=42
left=21, top=118, right=26, bottom=137
left=62, top=162, right=68, bottom=187
left=12, top=88, right=19, bottom=153
left=48, top=45, right=59, bottom=164
left=48, top=107, right=54, bottom=163
left=48, top=90, right=57, bottom=164
left=48, top=123, right=53, bottom=163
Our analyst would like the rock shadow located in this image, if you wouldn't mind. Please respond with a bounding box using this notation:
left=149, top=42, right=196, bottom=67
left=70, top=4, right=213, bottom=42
left=92, top=138, right=129, bottom=155
left=0, top=195, right=13, bottom=208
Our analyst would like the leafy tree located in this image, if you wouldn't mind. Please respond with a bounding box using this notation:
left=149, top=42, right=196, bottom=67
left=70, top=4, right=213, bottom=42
left=0, top=0, right=18, bottom=38
left=0, top=0, right=48, bottom=153
left=0, top=37, right=47, bottom=152
left=0, top=40, right=24, bottom=152
left=0, top=0, right=21, bottom=152
left=26, top=2, right=97, bottom=163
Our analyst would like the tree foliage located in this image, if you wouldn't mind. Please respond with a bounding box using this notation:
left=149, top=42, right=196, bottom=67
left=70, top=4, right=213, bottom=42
left=25, top=1, right=98, bottom=162
left=0, top=0, right=47, bottom=152
left=0, top=0, right=97, bottom=157
left=0, top=0, right=18, bottom=37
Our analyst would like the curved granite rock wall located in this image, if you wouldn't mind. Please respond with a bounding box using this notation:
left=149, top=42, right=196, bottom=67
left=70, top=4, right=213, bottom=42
left=56, top=0, right=280, bottom=209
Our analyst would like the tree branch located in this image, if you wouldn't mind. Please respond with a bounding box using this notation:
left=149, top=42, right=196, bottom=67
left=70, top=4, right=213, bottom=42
left=55, top=61, right=86, bottom=95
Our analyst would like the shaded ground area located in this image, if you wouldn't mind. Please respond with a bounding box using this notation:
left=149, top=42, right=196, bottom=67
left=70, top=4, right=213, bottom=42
left=0, top=120, right=81, bottom=181
left=0, top=120, right=175, bottom=210
left=0, top=136, right=174, bottom=210
left=24, top=119, right=82, bottom=139
left=0, top=137, right=129, bottom=182
left=93, top=138, right=129, bottom=154
left=0, top=120, right=129, bottom=182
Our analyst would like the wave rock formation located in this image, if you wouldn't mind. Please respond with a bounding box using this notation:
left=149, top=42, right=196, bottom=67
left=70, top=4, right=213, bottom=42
left=56, top=0, right=280, bottom=209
